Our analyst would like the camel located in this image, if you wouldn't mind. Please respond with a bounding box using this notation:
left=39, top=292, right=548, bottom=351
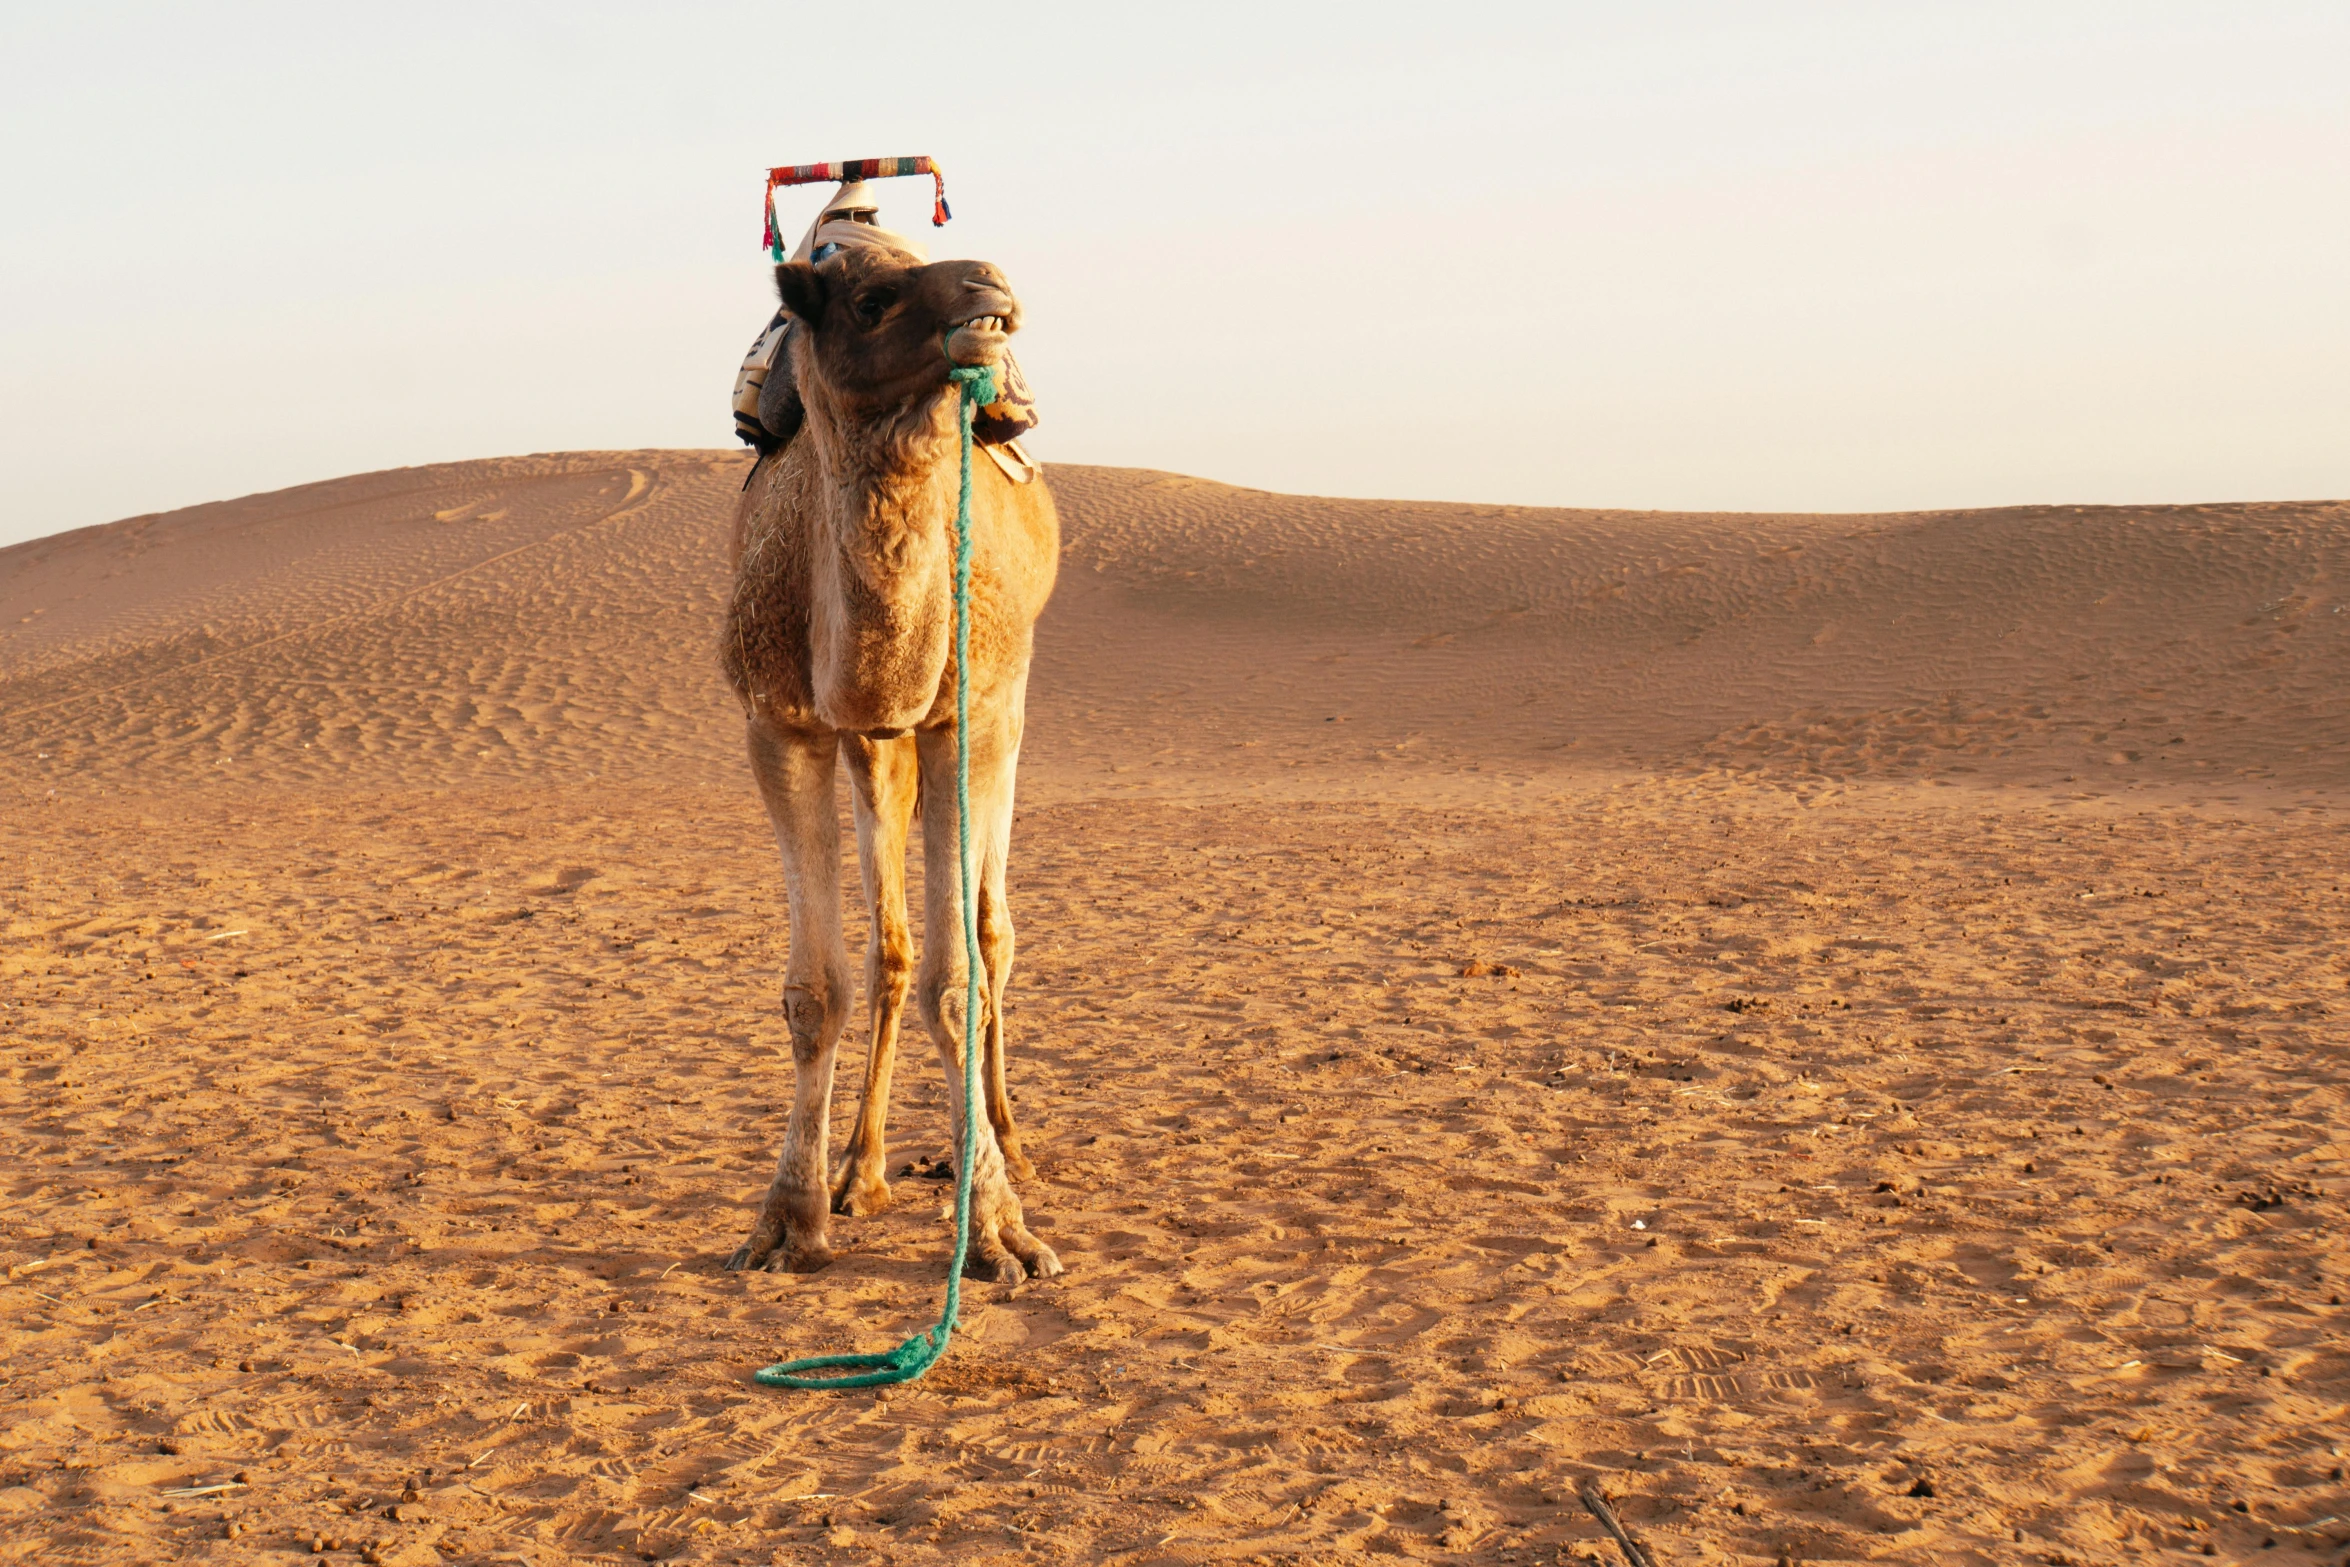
left=718, top=243, right=1061, bottom=1284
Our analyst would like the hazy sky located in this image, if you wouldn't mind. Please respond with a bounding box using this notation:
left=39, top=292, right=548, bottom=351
left=3, top=2, right=2346, bottom=546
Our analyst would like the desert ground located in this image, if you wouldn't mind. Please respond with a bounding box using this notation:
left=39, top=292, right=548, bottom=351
left=1, top=451, right=2345, bottom=1566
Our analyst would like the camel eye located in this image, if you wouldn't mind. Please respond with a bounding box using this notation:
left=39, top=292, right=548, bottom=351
left=852, top=292, right=893, bottom=328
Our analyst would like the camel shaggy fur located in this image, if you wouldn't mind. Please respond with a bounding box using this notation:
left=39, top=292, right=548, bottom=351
left=719, top=245, right=1061, bottom=1283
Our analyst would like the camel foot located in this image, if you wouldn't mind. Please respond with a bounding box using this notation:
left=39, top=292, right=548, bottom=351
left=830, top=1165, right=893, bottom=1217
left=962, top=1189, right=1063, bottom=1284
left=724, top=1240, right=834, bottom=1275
left=773, top=1244, right=834, bottom=1273
left=1013, top=1229, right=1064, bottom=1280
left=724, top=1212, right=833, bottom=1274
left=963, top=1249, right=1029, bottom=1287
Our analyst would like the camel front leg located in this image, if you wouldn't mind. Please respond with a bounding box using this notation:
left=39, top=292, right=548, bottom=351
left=914, top=715, right=1061, bottom=1285
left=726, top=721, right=852, bottom=1274
left=832, top=733, right=919, bottom=1216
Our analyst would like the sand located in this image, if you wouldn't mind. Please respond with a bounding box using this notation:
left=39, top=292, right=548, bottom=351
left=1, top=450, right=2345, bottom=1566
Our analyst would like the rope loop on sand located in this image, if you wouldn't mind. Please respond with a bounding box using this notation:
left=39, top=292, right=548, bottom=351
left=752, top=352, right=999, bottom=1392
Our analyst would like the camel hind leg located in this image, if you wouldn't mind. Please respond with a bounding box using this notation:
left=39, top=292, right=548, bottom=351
left=833, top=733, right=919, bottom=1216
left=976, top=755, right=1033, bottom=1182
left=913, top=715, right=1060, bottom=1284
left=726, top=720, right=852, bottom=1274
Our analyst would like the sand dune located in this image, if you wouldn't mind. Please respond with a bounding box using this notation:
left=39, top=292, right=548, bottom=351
left=1, top=456, right=2345, bottom=1566
left=7, top=452, right=2344, bottom=797
left=1042, top=471, right=2349, bottom=795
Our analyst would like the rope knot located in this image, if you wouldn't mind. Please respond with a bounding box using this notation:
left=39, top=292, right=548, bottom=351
left=947, top=361, right=1000, bottom=406
left=886, top=1325, right=948, bottom=1372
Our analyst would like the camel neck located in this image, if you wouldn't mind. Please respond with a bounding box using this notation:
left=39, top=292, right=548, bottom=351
left=795, top=387, right=965, bottom=732
left=823, top=396, right=961, bottom=586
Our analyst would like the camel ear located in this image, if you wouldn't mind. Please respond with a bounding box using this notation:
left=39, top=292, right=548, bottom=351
left=775, top=262, right=826, bottom=324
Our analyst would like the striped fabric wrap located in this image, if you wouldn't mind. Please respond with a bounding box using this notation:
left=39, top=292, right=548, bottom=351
left=763, top=156, right=950, bottom=256
left=767, top=156, right=933, bottom=186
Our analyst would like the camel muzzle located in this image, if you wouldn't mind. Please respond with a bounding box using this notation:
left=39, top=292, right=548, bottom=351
left=944, top=268, right=1020, bottom=365
left=944, top=310, right=1016, bottom=366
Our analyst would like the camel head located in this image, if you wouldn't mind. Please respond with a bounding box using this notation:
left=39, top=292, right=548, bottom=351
left=775, top=248, right=1021, bottom=429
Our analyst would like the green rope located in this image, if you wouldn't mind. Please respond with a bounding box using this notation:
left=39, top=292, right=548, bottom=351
left=753, top=353, right=1001, bottom=1392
